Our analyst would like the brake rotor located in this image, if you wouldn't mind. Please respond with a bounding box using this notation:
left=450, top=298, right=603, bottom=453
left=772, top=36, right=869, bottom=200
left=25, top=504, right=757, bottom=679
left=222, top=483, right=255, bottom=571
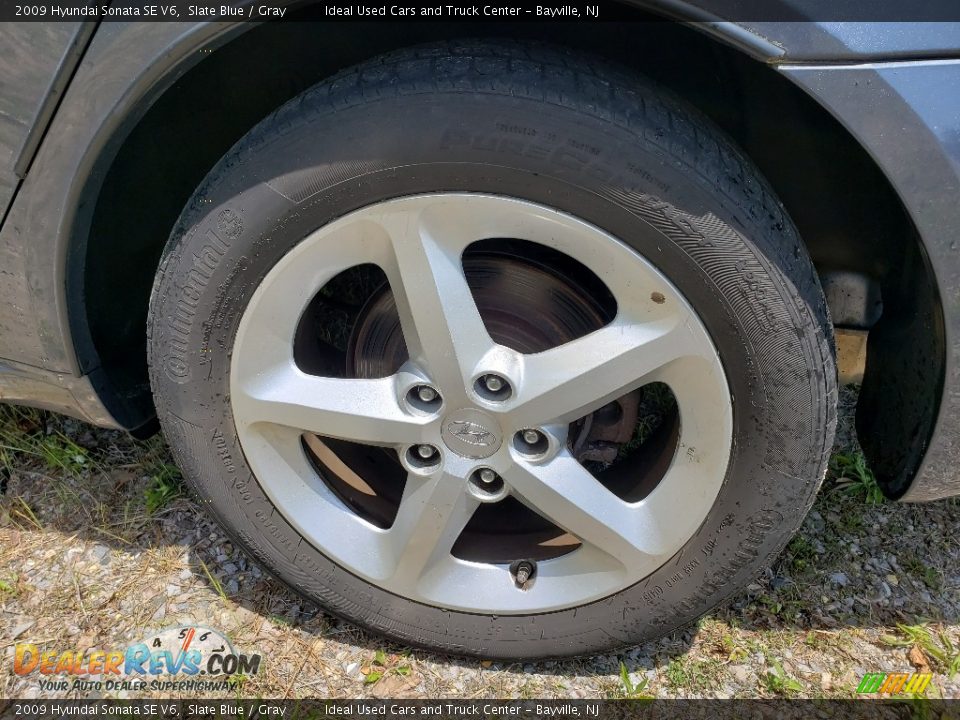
left=346, top=250, right=612, bottom=376
left=308, top=248, right=651, bottom=562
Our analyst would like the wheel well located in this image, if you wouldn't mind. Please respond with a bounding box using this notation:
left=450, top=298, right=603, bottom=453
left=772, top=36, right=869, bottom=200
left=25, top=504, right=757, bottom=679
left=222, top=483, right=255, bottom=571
left=79, top=12, right=944, bottom=498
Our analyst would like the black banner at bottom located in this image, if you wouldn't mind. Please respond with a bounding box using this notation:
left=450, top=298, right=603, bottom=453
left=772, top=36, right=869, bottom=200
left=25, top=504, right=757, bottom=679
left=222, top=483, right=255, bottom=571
left=1, top=699, right=958, bottom=720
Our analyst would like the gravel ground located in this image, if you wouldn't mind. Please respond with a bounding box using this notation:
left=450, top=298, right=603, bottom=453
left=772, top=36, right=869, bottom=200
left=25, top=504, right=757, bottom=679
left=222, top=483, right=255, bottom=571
left=1, top=387, right=958, bottom=700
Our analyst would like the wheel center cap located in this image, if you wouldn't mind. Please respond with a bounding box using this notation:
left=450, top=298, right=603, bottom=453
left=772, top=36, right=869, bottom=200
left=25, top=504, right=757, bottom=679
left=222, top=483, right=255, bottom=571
left=441, top=408, right=503, bottom=459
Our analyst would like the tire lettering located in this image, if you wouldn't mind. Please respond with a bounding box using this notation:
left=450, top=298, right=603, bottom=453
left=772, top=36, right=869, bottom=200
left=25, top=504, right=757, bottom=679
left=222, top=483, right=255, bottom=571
left=162, top=210, right=241, bottom=383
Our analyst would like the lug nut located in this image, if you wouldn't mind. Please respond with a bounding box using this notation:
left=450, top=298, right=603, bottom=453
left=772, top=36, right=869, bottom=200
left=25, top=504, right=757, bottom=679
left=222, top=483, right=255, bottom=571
left=408, top=385, right=441, bottom=410
left=468, top=467, right=506, bottom=501
left=476, top=374, right=512, bottom=400
left=514, top=428, right=549, bottom=459
left=405, top=444, right=442, bottom=472
left=484, top=375, right=504, bottom=392
left=417, top=386, right=438, bottom=403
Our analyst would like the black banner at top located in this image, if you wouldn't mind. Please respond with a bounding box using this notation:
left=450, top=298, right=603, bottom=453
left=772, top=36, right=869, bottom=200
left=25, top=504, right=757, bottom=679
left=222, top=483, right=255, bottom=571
left=4, top=0, right=960, bottom=22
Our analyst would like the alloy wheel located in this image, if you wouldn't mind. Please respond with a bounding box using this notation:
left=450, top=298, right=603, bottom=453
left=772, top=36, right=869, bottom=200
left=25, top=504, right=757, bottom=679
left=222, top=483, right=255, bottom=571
left=230, top=193, right=732, bottom=614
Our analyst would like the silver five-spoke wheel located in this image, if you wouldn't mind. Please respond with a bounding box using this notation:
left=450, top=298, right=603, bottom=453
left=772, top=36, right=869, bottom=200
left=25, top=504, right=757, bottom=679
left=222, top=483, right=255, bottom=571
left=230, top=194, right=732, bottom=613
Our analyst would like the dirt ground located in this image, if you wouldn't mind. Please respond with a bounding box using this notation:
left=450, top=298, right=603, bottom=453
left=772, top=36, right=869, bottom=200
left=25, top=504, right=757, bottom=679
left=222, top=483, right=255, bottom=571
left=1, top=387, right=958, bottom=700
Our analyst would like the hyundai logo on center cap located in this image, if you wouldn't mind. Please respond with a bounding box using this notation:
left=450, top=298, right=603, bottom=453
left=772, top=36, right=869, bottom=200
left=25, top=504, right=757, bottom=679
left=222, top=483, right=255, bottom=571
left=440, top=408, right=503, bottom=459
left=447, top=420, right=494, bottom=447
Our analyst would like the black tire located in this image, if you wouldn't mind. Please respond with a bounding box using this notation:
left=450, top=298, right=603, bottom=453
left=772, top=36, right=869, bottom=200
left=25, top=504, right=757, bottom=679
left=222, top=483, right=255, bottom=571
left=147, top=41, right=837, bottom=659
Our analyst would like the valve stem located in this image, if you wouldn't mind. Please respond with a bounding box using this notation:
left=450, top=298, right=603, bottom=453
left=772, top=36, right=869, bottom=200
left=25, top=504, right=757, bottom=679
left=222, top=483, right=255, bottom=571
left=512, top=560, right=536, bottom=589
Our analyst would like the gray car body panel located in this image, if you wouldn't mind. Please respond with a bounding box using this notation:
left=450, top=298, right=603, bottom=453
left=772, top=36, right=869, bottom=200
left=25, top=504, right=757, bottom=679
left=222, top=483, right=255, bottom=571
left=0, top=22, right=84, bottom=217
left=736, top=22, right=960, bottom=62
left=781, top=59, right=960, bottom=501
left=0, top=12, right=958, bottom=498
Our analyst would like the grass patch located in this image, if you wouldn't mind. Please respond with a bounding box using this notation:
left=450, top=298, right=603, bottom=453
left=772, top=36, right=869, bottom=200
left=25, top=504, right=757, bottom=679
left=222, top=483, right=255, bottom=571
left=10, top=496, right=43, bottom=531
left=143, top=462, right=183, bottom=514
left=803, top=631, right=835, bottom=652
left=0, top=406, right=95, bottom=476
left=882, top=623, right=960, bottom=678
left=901, top=553, right=942, bottom=591
left=227, top=672, right=249, bottom=698
left=663, top=657, right=723, bottom=693
left=617, top=662, right=654, bottom=699
left=198, top=558, right=228, bottom=601
left=363, top=649, right=414, bottom=686
left=0, top=574, right=19, bottom=597
left=618, top=383, right=677, bottom=457
left=764, top=659, right=804, bottom=695
left=784, top=535, right=818, bottom=574
left=37, top=433, right=89, bottom=475
left=717, top=632, right=749, bottom=662
left=829, top=451, right=884, bottom=505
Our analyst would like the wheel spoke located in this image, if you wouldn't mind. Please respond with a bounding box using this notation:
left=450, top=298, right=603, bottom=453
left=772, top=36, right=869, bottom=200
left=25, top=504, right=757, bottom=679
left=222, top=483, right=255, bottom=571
left=505, top=450, right=664, bottom=569
left=376, top=203, right=494, bottom=399
left=384, top=471, right=480, bottom=590
left=510, top=315, right=702, bottom=428
left=233, top=364, right=426, bottom=445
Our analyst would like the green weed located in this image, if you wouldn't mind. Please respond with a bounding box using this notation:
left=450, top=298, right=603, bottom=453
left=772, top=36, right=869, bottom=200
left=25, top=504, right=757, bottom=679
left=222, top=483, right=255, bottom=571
left=198, top=558, right=228, bottom=601
left=662, top=657, right=723, bottom=693
left=364, top=649, right=414, bottom=686
left=784, top=535, right=817, bottom=574
left=143, top=462, right=183, bottom=514
left=618, top=662, right=654, bottom=699
left=619, top=383, right=677, bottom=457
left=0, top=576, right=18, bottom=597
left=765, top=659, right=804, bottom=695
left=882, top=623, right=960, bottom=678
left=829, top=451, right=885, bottom=505
left=901, top=553, right=942, bottom=591
left=0, top=406, right=92, bottom=476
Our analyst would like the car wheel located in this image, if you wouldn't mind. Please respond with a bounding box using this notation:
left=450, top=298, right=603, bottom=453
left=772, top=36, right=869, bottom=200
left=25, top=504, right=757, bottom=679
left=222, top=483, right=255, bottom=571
left=147, top=41, right=836, bottom=659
